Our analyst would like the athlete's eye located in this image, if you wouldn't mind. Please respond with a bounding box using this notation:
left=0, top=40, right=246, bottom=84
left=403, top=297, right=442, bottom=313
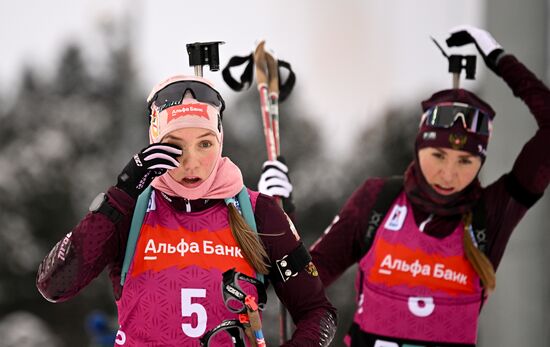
left=199, top=140, right=212, bottom=149
left=459, top=157, right=473, bottom=165
left=432, top=152, right=445, bottom=160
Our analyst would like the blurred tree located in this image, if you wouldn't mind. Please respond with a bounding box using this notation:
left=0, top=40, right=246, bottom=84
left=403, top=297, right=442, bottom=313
left=350, top=104, right=419, bottom=178
left=0, top=25, right=145, bottom=345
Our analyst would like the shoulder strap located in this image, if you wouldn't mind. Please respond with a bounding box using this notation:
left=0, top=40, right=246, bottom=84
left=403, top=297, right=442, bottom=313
left=120, top=186, right=153, bottom=286
left=237, top=187, right=258, bottom=233
left=225, top=186, right=265, bottom=284
left=470, top=197, right=488, bottom=254
left=360, top=176, right=404, bottom=258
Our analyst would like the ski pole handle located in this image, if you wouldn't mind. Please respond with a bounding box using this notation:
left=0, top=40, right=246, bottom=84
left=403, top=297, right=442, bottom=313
left=239, top=314, right=258, bottom=347
left=254, top=41, right=277, bottom=161
left=246, top=296, right=267, bottom=347
left=265, top=51, right=280, bottom=156
left=254, top=41, right=268, bottom=87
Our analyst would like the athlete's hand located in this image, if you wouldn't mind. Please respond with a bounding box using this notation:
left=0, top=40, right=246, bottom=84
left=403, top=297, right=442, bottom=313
left=258, top=157, right=296, bottom=214
left=116, top=143, right=182, bottom=199
left=446, top=25, right=504, bottom=74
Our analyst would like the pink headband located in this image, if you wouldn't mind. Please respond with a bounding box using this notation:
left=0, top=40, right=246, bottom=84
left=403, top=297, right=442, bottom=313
left=147, top=75, right=223, bottom=144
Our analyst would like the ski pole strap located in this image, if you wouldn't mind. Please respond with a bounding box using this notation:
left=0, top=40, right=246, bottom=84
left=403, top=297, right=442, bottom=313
left=222, top=268, right=267, bottom=314
left=222, top=54, right=254, bottom=91
left=199, top=319, right=247, bottom=347
left=222, top=53, right=296, bottom=102
left=270, top=242, right=312, bottom=283
left=120, top=186, right=153, bottom=286
left=276, top=59, right=295, bottom=102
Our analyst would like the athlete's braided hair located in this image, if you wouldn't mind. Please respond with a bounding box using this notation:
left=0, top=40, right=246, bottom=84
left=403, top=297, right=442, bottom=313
left=227, top=203, right=270, bottom=275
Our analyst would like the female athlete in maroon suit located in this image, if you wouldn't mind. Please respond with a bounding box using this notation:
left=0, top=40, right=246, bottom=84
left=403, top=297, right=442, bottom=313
left=260, top=26, right=550, bottom=347
left=37, top=74, right=336, bottom=346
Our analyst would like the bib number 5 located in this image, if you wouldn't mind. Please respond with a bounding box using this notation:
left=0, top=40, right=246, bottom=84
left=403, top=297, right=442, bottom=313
left=181, top=288, right=207, bottom=337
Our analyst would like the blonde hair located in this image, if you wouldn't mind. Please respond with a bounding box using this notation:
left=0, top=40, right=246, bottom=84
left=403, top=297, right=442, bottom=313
left=462, top=213, right=496, bottom=294
left=227, top=203, right=270, bottom=275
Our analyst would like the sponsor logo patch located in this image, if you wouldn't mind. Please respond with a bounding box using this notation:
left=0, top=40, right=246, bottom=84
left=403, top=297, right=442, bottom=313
left=369, top=238, right=478, bottom=295
left=130, top=224, right=255, bottom=278
left=167, top=103, right=209, bottom=123
left=384, top=205, right=407, bottom=231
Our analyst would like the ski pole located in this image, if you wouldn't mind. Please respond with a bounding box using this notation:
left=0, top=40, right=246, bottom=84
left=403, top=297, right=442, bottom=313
left=254, top=42, right=290, bottom=344
left=245, top=295, right=267, bottom=347
left=265, top=50, right=280, bottom=156
left=238, top=313, right=259, bottom=347
left=254, top=41, right=278, bottom=161
left=222, top=44, right=297, bottom=345
left=221, top=269, right=268, bottom=346
left=265, top=51, right=291, bottom=344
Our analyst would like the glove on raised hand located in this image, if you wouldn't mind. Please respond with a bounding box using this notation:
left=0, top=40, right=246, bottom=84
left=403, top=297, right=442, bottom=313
left=446, top=25, right=505, bottom=74
left=116, top=143, right=182, bottom=199
left=259, top=159, right=293, bottom=198
left=258, top=157, right=296, bottom=214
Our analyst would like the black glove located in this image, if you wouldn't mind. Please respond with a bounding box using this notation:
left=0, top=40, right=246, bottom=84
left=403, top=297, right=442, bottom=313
left=116, top=143, right=182, bottom=199
left=258, top=156, right=296, bottom=214
left=446, top=25, right=505, bottom=74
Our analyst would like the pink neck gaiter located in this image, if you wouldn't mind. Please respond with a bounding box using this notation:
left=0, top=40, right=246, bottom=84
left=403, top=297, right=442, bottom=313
left=151, top=156, right=243, bottom=200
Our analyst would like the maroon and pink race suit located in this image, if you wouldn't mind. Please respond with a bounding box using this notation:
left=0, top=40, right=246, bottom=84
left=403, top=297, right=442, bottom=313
left=311, top=54, right=550, bottom=347
left=37, top=188, right=336, bottom=346
left=115, top=190, right=261, bottom=345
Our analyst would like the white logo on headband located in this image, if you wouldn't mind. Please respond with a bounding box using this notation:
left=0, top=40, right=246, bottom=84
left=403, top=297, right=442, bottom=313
left=423, top=131, right=436, bottom=140
left=167, top=103, right=210, bottom=123
left=478, top=145, right=487, bottom=156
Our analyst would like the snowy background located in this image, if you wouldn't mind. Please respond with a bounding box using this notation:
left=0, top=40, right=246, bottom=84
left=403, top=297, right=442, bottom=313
left=0, top=0, right=548, bottom=346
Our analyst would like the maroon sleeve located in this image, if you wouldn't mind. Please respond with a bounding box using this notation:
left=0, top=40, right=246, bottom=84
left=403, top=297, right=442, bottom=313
left=309, top=178, right=384, bottom=287
left=499, top=54, right=550, bottom=197
left=36, top=186, right=135, bottom=302
left=481, top=177, right=528, bottom=270
left=255, top=194, right=337, bottom=347
left=480, top=55, right=550, bottom=270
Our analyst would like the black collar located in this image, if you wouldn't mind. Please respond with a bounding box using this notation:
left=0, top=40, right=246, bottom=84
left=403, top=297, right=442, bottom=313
left=159, top=191, right=223, bottom=212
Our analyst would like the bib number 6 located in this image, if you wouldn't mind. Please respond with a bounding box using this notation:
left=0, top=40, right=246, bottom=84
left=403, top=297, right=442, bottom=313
left=181, top=288, right=207, bottom=337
